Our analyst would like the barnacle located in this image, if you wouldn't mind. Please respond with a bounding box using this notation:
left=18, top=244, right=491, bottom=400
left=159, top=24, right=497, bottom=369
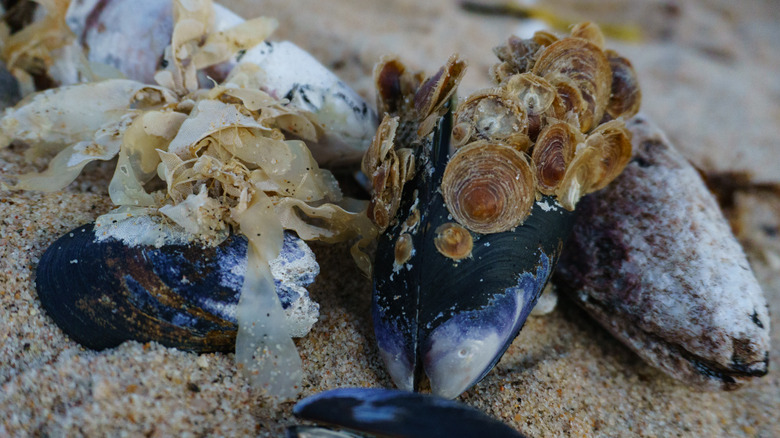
left=433, top=222, right=474, bottom=261
left=532, top=37, right=612, bottom=133
left=362, top=115, right=407, bottom=230
left=414, top=54, right=467, bottom=137
left=502, top=73, right=565, bottom=140
left=602, top=50, right=642, bottom=122
left=531, top=120, right=582, bottom=195
left=451, top=89, right=529, bottom=149
left=442, top=141, right=536, bottom=234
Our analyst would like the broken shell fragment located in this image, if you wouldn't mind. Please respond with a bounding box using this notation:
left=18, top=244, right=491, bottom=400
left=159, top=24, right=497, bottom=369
left=65, top=0, right=174, bottom=84
left=442, top=141, right=536, bottom=234
left=36, top=222, right=320, bottom=352
left=555, top=116, right=770, bottom=390
left=451, top=90, right=528, bottom=148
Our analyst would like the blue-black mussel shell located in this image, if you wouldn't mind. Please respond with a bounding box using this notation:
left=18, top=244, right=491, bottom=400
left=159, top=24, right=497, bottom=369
left=289, top=388, right=526, bottom=438
left=372, top=113, right=574, bottom=398
left=36, top=223, right=314, bottom=353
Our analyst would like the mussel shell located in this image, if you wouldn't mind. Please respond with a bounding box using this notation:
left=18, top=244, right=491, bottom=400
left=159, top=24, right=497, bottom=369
left=554, top=117, right=770, bottom=389
left=292, top=388, right=526, bottom=438
left=36, top=223, right=316, bottom=352
left=372, top=113, right=574, bottom=398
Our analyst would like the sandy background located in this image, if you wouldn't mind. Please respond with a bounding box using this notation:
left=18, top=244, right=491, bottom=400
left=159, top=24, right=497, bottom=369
left=1, top=0, right=779, bottom=436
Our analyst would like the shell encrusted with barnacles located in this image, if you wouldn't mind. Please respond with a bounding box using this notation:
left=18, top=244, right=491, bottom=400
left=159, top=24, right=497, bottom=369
left=366, top=22, right=641, bottom=398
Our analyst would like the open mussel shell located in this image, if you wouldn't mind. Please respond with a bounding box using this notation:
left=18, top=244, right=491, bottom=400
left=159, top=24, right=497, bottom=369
left=290, top=388, right=526, bottom=438
left=372, top=112, right=574, bottom=398
left=36, top=223, right=318, bottom=352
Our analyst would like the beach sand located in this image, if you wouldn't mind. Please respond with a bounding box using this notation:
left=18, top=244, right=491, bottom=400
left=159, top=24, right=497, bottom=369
left=1, top=0, right=779, bottom=436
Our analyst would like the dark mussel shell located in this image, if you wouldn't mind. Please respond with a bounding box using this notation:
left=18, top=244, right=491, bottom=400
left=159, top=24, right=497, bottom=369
left=372, top=112, right=574, bottom=398
left=36, top=223, right=316, bottom=353
left=290, top=388, right=526, bottom=438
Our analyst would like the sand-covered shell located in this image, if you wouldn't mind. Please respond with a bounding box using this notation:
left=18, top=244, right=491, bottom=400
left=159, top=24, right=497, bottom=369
left=555, top=117, right=770, bottom=390
left=36, top=223, right=319, bottom=352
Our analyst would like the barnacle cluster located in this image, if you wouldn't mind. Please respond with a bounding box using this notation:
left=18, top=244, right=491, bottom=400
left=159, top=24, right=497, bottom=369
left=362, top=55, right=467, bottom=230
left=448, top=22, right=639, bottom=233
left=363, top=23, right=640, bottom=237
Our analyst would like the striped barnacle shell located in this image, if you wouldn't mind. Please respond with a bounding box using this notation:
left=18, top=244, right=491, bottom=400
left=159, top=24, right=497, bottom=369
left=414, top=54, right=468, bottom=137
left=531, top=30, right=559, bottom=47
left=503, top=73, right=567, bottom=140
left=531, top=120, right=583, bottom=195
left=442, top=141, right=536, bottom=233
left=362, top=115, right=407, bottom=230
left=554, top=144, right=602, bottom=210
left=451, top=89, right=529, bottom=150
left=532, top=37, right=612, bottom=133
left=570, top=22, right=606, bottom=49
left=584, top=119, right=633, bottom=191
left=554, top=119, right=632, bottom=209
left=433, top=222, right=474, bottom=261
left=602, top=49, right=642, bottom=123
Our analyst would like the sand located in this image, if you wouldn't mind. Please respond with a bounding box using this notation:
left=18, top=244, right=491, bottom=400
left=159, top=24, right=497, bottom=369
left=1, top=0, right=779, bottom=436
